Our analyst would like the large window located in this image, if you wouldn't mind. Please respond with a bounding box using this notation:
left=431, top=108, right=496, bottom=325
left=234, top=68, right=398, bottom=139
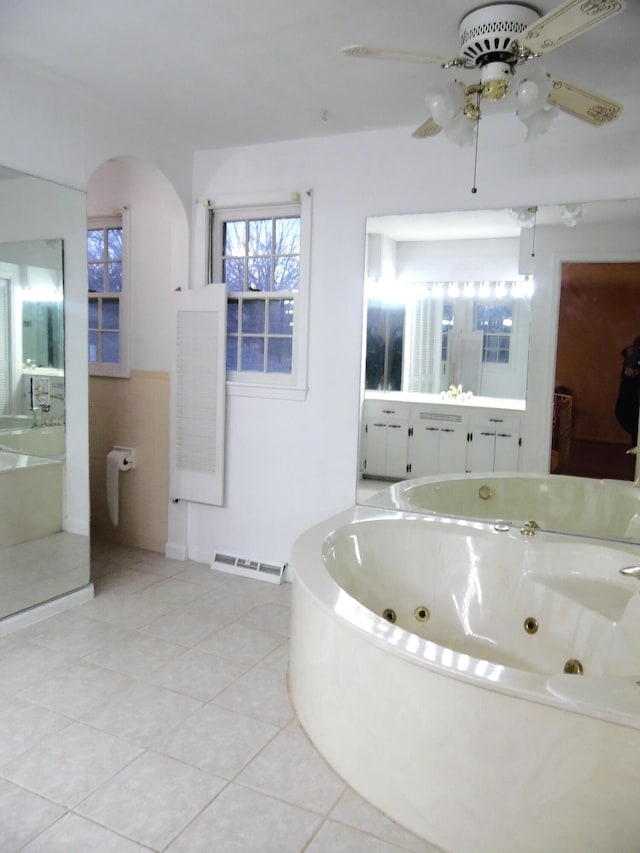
left=88, top=213, right=129, bottom=377
left=211, top=197, right=310, bottom=398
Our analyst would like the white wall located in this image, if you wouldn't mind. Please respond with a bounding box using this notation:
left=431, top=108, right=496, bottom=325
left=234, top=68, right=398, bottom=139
left=186, top=115, right=640, bottom=566
left=87, top=158, right=189, bottom=372
left=397, top=236, right=520, bottom=281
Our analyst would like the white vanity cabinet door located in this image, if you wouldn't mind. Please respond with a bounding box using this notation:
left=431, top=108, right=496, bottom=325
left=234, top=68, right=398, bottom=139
left=361, top=400, right=410, bottom=478
left=408, top=410, right=468, bottom=476
left=493, top=430, right=520, bottom=472
left=468, top=412, right=521, bottom=472
left=408, top=424, right=440, bottom=477
left=469, top=429, right=498, bottom=472
left=437, top=425, right=468, bottom=474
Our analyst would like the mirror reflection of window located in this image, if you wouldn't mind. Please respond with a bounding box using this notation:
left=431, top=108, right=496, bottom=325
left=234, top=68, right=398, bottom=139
left=365, top=289, right=527, bottom=397
left=365, top=301, right=404, bottom=391
left=474, top=302, right=513, bottom=364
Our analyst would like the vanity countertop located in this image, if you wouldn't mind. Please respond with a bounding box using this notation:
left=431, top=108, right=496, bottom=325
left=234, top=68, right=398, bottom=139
left=363, top=391, right=526, bottom=412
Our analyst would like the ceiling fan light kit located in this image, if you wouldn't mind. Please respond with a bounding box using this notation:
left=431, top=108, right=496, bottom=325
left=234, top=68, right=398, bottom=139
left=343, top=0, right=626, bottom=152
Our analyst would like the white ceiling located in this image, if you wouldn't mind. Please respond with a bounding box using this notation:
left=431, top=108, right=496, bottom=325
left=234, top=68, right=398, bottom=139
left=1, top=0, right=639, bottom=151
left=367, top=198, right=640, bottom=241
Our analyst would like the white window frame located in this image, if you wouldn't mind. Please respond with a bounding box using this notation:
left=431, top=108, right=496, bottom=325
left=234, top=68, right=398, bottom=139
left=210, top=192, right=311, bottom=400
left=88, top=209, right=130, bottom=378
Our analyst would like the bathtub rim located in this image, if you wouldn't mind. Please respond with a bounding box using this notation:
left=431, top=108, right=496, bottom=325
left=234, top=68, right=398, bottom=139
left=362, top=471, right=640, bottom=546
left=290, top=505, right=640, bottom=731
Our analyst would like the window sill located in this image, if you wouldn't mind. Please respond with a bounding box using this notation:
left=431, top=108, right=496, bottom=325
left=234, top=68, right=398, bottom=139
left=226, top=381, right=308, bottom=401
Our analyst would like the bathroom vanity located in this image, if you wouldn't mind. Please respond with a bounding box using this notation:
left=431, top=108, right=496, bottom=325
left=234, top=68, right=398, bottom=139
left=360, top=393, right=525, bottom=479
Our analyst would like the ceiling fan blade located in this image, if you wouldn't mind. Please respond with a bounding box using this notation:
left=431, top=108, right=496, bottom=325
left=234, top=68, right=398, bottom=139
left=548, top=79, right=623, bottom=125
left=341, top=44, right=454, bottom=66
left=411, top=117, right=442, bottom=139
left=519, top=0, right=626, bottom=55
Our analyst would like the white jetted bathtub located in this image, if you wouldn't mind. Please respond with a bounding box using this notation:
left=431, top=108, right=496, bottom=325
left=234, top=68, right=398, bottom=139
left=0, top=424, right=64, bottom=459
left=289, top=507, right=640, bottom=853
left=0, top=426, right=64, bottom=547
left=366, top=472, right=640, bottom=541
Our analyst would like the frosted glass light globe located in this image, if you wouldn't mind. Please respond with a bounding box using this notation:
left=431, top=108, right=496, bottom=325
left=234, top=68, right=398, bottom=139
left=517, top=79, right=540, bottom=106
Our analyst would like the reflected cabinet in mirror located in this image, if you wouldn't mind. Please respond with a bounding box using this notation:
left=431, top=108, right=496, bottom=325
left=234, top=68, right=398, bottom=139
left=0, top=168, right=90, bottom=626
left=359, top=199, right=640, bottom=546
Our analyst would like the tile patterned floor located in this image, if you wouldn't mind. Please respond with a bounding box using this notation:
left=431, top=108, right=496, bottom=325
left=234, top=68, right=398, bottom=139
left=0, top=542, right=442, bottom=852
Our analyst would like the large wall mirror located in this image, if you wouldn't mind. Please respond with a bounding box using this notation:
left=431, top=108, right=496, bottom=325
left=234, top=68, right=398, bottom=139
left=0, top=167, right=90, bottom=626
left=358, top=198, right=640, bottom=541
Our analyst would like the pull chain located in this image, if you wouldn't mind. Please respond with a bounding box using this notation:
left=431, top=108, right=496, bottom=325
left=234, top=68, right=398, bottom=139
left=471, top=91, right=481, bottom=194
left=531, top=206, right=538, bottom=258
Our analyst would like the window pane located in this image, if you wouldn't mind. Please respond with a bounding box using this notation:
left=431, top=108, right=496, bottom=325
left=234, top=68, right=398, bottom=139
left=269, top=299, right=294, bottom=335
left=225, top=258, right=245, bottom=292
left=107, top=262, right=122, bottom=293
left=88, top=300, right=99, bottom=329
left=226, top=335, right=238, bottom=371
left=275, top=217, right=300, bottom=255
left=240, top=337, right=264, bottom=371
left=242, top=300, right=265, bottom=333
left=88, top=330, right=99, bottom=362
left=267, top=338, right=292, bottom=373
left=107, top=228, right=122, bottom=260
left=87, top=230, right=104, bottom=262
left=102, top=299, right=120, bottom=330
left=224, top=221, right=245, bottom=257
left=227, top=300, right=239, bottom=334
left=273, top=256, right=299, bottom=291
left=102, top=332, right=120, bottom=364
left=248, top=219, right=272, bottom=256
left=248, top=257, right=271, bottom=292
left=88, top=264, right=103, bottom=293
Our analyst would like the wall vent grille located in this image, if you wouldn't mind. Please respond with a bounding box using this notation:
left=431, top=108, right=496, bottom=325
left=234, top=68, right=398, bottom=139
left=212, top=552, right=286, bottom=585
left=418, top=412, right=462, bottom=423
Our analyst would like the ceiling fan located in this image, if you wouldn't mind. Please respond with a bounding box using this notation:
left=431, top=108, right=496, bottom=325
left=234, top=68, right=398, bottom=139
left=342, top=0, right=626, bottom=143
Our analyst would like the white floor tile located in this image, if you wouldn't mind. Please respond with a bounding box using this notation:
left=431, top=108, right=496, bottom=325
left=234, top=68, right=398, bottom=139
left=306, top=819, right=411, bottom=852
left=194, top=621, right=286, bottom=666
left=144, top=648, right=248, bottom=701
left=155, top=702, right=279, bottom=779
left=0, top=695, right=71, bottom=766
left=0, top=721, right=143, bottom=807
left=20, top=813, right=150, bottom=852
left=81, top=681, right=202, bottom=747
left=0, top=778, right=66, bottom=853
left=166, top=782, right=321, bottom=852
left=212, top=660, right=294, bottom=727
left=236, top=728, right=345, bottom=815
left=83, top=628, right=184, bottom=679
left=76, top=751, right=225, bottom=850
left=330, top=788, right=442, bottom=852
left=18, top=659, right=132, bottom=718
left=237, top=601, right=291, bottom=636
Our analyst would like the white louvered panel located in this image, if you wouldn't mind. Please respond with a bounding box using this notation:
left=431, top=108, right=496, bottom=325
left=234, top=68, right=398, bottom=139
left=406, top=288, right=441, bottom=394
left=176, top=312, right=218, bottom=472
left=171, top=284, right=227, bottom=506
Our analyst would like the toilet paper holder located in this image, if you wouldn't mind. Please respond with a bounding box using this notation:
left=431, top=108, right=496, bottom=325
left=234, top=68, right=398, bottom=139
left=113, top=446, right=136, bottom=469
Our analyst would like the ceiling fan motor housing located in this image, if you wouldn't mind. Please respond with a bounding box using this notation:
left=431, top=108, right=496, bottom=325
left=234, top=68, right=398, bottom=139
left=460, top=3, right=540, bottom=97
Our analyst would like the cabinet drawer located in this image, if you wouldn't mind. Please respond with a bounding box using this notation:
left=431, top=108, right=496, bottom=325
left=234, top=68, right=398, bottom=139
left=470, top=413, right=521, bottom=431
left=362, top=400, right=410, bottom=421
